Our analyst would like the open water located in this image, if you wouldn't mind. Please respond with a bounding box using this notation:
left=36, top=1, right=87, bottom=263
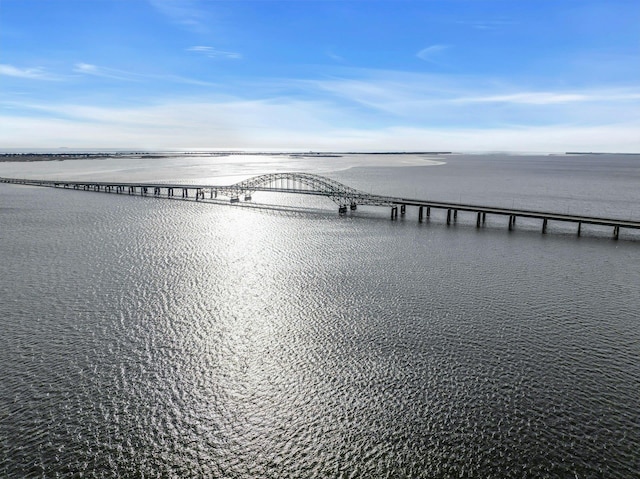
left=1, top=154, right=639, bottom=477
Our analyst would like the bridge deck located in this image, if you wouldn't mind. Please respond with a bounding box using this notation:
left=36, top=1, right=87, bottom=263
left=395, top=198, right=640, bottom=228
left=2, top=176, right=639, bottom=236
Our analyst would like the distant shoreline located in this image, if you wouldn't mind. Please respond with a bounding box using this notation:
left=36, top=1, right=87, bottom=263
left=2, top=151, right=639, bottom=163
left=0, top=151, right=453, bottom=162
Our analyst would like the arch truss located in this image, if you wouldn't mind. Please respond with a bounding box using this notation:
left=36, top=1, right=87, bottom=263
left=212, top=172, right=396, bottom=209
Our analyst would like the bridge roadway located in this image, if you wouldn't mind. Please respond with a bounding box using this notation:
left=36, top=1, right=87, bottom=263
left=2, top=173, right=639, bottom=240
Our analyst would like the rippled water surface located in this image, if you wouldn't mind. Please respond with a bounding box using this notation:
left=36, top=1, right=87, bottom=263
left=1, top=154, right=639, bottom=477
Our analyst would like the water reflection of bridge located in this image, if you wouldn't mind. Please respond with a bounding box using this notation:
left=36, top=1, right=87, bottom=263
left=2, top=172, right=639, bottom=240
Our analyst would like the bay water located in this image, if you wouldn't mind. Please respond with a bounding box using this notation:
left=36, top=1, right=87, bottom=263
left=1, top=154, right=639, bottom=477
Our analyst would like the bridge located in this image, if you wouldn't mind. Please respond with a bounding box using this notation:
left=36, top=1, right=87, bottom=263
left=2, top=172, right=640, bottom=240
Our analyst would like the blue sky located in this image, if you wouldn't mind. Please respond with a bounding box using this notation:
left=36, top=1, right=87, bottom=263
left=1, top=0, right=638, bottom=151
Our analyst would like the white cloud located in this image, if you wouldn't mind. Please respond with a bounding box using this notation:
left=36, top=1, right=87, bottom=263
left=74, top=63, right=98, bottom=74
left=416, top=45, right=449, bottom=63
left=0, top=64, right=54, bottom=80
left=73, top=63, right=143, bottom=81
left=452, top=90, right=640, bottom=105
left=309, top=72, right=640, bottom=129
left=456, top=20, right=516, bottom=31
left=326, top=50, right=345, bottom=63
left=148, top=0, right=208, bottom=33
left=2, top=66, right=639, bottom=152
left=1, top=97, right=639, bottom=153
left=188, top=46, right=242, bottom=60
left=72, top=63, right=217, bottom=86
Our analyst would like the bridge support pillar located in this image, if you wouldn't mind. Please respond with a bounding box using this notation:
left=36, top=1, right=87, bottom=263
left=509, top=215, right=515, bottom=231
left=350, top=203, right=357, bottom=210
left=482, top=212, right=486, bottom=224
left=453, top=209, right=458, bottom=221
left=419, top=206, right=423, bottom=222
left=182, top=188, right=188, bottom=198
left=614, top=226, right=620, bottom=240
left=446, top=209, right=451, bottom=225
left=542, top=218, right=548, bottom=234
left=339, top=205, right=347, bottom=215
left=476, top=212, right=482, bottom=228
left=400, top=204, right=406, bottom=215
left=391, top=206, right=398, bottom=220
left=427, top=206, right=431, bottom=218
left=577, top=222, right=582, bottom=236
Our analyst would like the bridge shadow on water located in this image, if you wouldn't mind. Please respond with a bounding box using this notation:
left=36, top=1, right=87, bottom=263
left=171, top=195, right=339, bottom=219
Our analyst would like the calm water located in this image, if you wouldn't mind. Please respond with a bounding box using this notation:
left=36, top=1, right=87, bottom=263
left=1, top=154, right=639, bottom=477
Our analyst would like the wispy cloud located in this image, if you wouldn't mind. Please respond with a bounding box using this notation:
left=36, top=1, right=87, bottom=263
left=1, top=99, right=639, bottom=152
left=308, top=71, right=640, bottom=131
left=326, top=50, right=346, bottom=63
left=74, top=63, right=144, bottom=82
left=148, top=0, right=208, bottom=33
left=73, top=62, right=218, bottom=87
left=2, top=66, right=639, bottom=152
left=457, top=19, right=516, bottom=31
left=188, top=46, right=242, bottom=60
left=0, top=64, right=56, bottom=80
left=453, top=90, right=640, bottom=105
left=416, top=45, right=449, bottom=63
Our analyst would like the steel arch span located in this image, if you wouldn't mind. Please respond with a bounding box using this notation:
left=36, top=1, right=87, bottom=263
left=215, top=172, right=396, bottom=208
